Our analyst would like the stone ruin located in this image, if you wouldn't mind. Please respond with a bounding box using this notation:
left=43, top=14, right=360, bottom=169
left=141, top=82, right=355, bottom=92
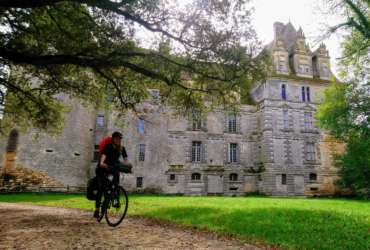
left=0, top=128, right=62, bottom=192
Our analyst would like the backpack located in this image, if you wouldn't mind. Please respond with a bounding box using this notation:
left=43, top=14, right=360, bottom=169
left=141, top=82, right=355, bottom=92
left=86, top=176, right=98, bottom=200
left=98, top=136, right=112, bottom=158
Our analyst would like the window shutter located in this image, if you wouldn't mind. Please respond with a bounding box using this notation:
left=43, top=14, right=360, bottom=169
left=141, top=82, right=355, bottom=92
left=186, top=142, right=191, bottom=162
left=202, top=115, right=207, bottom=132
left=187, top=115, right=192, bottom=131
left=237, top=144, right=241, bottom=163
left=225, top=143, right=230, bottom=163
left=201, top=142, right=206, bottom=163
left=237, top=115, right=241, bottom=133
left=136, top=144, right=140, bottom=162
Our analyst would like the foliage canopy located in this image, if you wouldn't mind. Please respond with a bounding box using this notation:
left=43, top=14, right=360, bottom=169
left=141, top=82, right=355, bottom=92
left=317, top=0, right=370, bottom=197
left=0, top=0, right=269, bottom=134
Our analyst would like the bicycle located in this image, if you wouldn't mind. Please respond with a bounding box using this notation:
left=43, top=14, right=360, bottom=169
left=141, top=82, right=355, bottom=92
left=96, top=172, right=129, bottom=227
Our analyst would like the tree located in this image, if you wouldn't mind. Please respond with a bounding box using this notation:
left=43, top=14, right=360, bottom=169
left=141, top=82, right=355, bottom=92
left=316, top=82, right=370, bottom=197
left=0, top=0, right=269, bottom=134
left=317, top=0, right=370, bottom=197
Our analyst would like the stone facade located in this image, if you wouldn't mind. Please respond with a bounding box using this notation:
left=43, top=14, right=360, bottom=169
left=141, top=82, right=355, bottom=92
left=0, top=22, right=343, bottom=196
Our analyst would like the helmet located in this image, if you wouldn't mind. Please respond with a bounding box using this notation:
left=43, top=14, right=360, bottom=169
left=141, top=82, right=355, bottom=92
left=112, top=131, right=123, bottom=139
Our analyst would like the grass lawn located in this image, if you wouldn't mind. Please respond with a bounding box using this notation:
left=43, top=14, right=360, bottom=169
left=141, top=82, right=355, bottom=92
left=0, top=193, right=369, bottom=250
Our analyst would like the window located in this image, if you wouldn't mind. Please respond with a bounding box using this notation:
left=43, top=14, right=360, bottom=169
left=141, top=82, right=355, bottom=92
left=229, top=173, right=238, bottom=181
left=229, top=143, right=238, bottom=163
left=192, top=120, right=202, bottom=130
left=228, top=113, right=237, bottom=133
left=96, top=115, right=104, bottom=127
left=283, top=110, right=289, bottom=129
left=282, top=174, right=287, bottom=185
left=139, top=144, right=145, bottom=161
left=192, top=111, right=202, bottom=130
left=306, top=143, right=316, bottom=161
left=299, top=65, right=304, bottom=73
left=302, top=86, right=311, bottom=102
left=169, top=174, right=176, bottom=181
left=306, top=87, right=311, bottom=102
left=278, top=57, right=286, bottom=71
left=304, top=112, right=313, bottom=129
left=279, top=62, right=285, bottom=71
left=299, top=64, right=310, bottom=74
left=138, top=118, right=145, bottom=134
left=136, top=177, right=143, bottom=188
left=309, top=173, right=317, bottom=181
left=149, top=89, right=160, bottom=102
left=281, top=84, right=286, bottom=100
left=191, top=173, right=201, bottom=181
left=191, top=141, right=202, bottom=162
left=93, top=144, right=99, bottom=162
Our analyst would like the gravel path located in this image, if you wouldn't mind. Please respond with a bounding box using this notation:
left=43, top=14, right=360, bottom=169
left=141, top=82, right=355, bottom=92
left=0, top=202, right=262, bottom=250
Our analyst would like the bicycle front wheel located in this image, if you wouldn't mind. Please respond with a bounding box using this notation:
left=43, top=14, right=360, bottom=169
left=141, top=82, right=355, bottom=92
left=105, top=186, right=129, bottom=227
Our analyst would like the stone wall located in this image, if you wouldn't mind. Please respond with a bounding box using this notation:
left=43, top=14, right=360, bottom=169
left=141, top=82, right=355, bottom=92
left=0, top=96, right=96, bottom=187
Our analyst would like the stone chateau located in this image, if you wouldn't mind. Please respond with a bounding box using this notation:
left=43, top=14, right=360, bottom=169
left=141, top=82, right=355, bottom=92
left=0, top=22, right=344, bottom=196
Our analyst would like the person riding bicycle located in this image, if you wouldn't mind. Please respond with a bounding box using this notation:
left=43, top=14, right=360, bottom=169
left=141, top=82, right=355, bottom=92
left=94, top=131, right=130, bottom=218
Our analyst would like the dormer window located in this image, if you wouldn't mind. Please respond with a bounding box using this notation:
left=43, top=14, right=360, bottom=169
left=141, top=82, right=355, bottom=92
left=278, top=56, right=286, bottom=71
left=299, top=64, right=310, bottom=74
left=148, top=89, right=160, bottom=103
left=279, top=62, right=285, bottom=71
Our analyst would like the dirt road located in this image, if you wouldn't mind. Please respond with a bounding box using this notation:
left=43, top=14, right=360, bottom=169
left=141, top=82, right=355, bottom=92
left=0, top=202, right=262, bottom=250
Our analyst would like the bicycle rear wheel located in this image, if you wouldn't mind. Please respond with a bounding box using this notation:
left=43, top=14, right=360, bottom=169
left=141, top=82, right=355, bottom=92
left=105, top=186, right=128, bottom=227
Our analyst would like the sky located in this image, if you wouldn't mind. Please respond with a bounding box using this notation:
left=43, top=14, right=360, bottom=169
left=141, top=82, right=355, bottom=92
left=250, top=0, right=345, bottom=75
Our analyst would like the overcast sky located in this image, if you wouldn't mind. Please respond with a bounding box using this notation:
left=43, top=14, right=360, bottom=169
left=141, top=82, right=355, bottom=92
left=251, top=0, right=345, bottom=75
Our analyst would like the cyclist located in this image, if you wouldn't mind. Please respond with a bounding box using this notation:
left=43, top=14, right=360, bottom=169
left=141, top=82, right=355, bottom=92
left=94, top=131, right=129, bottom=218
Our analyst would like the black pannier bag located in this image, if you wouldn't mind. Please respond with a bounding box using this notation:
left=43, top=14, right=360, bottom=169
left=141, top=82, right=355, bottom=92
left=116, top=162, right=133, bottom=174
left=86, top=176, right=98, bottom=200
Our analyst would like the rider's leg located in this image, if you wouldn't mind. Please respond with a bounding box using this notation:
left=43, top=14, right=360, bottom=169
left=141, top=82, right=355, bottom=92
left=112, top=162, right=120, bottom=187
left=94, top=167, right=105, bottom=217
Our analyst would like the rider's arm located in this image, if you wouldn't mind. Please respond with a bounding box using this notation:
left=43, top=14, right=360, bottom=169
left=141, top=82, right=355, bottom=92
left=100, top=154, right=109, bottom=168
left=122, top=147, right=128, bottom=162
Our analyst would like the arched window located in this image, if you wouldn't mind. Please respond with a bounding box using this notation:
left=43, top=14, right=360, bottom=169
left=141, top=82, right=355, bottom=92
left=281, top=84, right=286, bottom=100
left=191, top=173, right=201, bottom=181
left=229, top=173, right=238, bottom=181
left=309, top=173, right=317, bottom=181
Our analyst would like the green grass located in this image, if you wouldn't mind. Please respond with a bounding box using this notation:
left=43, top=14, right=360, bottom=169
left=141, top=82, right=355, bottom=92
left=0, top=193, right=369, bottom=250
